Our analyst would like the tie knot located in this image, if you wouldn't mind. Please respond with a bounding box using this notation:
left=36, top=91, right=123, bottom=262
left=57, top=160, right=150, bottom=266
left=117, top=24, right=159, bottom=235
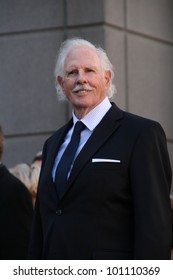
left=74, top=121, right=85, bottom=134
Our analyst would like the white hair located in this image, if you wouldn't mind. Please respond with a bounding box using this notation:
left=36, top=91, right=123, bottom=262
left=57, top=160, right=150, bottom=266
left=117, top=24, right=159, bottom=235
left=54, top=38, right=117, bottom=101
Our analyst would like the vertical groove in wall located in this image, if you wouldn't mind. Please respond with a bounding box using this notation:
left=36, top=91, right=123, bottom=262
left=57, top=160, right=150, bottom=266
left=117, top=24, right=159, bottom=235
left=62, top=0, right=71, bottom=121
left=124, top=0, right=129, bottom=111
left=63, top=0, right=68, bottom=40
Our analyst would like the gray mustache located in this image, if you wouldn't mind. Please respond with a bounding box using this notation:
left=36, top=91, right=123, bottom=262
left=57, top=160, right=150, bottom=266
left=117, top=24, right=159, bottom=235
left=72, top=85, right=95, bottom=93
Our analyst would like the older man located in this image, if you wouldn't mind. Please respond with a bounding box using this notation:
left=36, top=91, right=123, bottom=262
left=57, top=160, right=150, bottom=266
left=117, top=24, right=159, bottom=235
left=28, top=38, right=172, bottom=260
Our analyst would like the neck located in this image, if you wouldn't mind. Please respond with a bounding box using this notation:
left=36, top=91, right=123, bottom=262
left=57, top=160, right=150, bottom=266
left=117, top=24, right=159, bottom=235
left=74, top=108, right=92, bottom=119
left=73, top=97, right=107, bottom=119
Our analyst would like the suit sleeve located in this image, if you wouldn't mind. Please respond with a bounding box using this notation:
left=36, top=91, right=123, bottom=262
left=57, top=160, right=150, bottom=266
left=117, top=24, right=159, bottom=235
left=130, top=121, right=172, bottom=259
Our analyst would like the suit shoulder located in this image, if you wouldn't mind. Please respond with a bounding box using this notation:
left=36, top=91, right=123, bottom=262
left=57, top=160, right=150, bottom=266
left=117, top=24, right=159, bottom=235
left=123, top=111, right=162, bottom=129
left=41, top=123, right=71, bottom=163
left=122, top=111, right=166, bottom=140
left=46, top=119, right=73, bottom=145
left=46, top=126, right=65, bottom=144
left=111, top=103, right=162, bottom=131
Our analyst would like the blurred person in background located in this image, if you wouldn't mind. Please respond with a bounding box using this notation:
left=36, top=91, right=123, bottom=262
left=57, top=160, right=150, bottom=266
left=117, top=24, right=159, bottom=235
left=10, top=162, right=41, bottom=207
left=10, top=163, right=31, bottom=190
left=0, top=125, right=33, bottom=259
left=32, top=151, right=42, bottom=167
left=29, top=163, right=41, bottom=207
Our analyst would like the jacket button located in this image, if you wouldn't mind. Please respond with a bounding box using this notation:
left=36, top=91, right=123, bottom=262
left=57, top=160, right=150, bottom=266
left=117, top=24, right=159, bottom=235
left=56, top=209, right=63, bottom=215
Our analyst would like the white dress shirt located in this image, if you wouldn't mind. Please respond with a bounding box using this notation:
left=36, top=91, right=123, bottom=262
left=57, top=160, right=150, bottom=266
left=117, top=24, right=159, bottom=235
left=52, top=97, right=112, bottom=181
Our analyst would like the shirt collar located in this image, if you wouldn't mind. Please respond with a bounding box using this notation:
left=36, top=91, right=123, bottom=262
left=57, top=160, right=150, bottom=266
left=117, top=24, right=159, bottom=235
left=72, top=97, right=112, bottom=131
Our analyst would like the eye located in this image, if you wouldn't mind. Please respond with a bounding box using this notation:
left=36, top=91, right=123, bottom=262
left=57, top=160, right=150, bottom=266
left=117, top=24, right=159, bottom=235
left=85, top=68, right=94, bottom=73
left=66, top=69, right=78, bottom=77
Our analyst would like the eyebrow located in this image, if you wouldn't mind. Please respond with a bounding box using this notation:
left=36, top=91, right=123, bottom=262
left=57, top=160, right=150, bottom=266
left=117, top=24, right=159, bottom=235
left=65, top=65, right=98, bottom=72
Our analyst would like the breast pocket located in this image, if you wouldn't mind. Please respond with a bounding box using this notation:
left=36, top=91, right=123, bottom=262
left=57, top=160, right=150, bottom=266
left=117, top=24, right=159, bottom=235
left=91, top=159, right=126, bottom=172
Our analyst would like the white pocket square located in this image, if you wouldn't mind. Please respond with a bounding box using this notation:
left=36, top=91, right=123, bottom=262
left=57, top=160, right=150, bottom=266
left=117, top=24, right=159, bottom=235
left=92, top=158, right=121, bottom=163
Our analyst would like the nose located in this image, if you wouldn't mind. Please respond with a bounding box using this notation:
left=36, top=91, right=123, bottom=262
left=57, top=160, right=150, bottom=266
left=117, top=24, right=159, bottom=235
left=77, top=70, right=87, bottom=84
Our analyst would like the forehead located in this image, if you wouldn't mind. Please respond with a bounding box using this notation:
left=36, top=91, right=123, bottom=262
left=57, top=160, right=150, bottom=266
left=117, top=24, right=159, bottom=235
left=64, top=46, right=101, bottom=69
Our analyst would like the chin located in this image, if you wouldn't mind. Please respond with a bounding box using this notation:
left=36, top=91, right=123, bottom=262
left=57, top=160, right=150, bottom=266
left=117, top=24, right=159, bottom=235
left=72, top=96, right=90, bottom=106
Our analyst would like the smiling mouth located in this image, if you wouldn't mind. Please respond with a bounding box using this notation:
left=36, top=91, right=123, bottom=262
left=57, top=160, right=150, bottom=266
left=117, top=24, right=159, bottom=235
left=73, top=89, right=91, bottom=93
left=72, top=91, right=90, bottom=97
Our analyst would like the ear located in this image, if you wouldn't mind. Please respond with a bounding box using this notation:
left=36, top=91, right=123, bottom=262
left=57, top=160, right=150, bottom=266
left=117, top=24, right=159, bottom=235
left=104, top=70, right=111, bottom=90
left=57, top=76, right=64, bottom=90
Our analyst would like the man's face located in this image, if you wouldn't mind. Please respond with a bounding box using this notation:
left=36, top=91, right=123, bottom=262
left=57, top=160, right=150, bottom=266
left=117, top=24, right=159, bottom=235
left=58, top=46, right=111, bottom=118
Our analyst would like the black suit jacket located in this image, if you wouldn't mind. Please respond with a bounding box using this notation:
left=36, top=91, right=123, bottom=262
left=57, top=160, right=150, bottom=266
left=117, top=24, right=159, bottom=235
left=28, top=103, right=172, bottom=259
left=0, top=164, right=33, bottom=259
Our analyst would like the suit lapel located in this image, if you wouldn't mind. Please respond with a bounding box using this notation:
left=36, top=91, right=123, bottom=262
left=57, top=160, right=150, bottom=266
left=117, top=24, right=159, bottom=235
left=48, top=120, right=73, bottom=171
left=58, top=103, right=124, bottom=200
left=45, top=119, right=73, bottom=199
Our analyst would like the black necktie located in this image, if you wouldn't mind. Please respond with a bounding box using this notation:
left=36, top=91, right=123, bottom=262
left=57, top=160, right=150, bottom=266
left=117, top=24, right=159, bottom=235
left=55, top=121, right=85, bottom=196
